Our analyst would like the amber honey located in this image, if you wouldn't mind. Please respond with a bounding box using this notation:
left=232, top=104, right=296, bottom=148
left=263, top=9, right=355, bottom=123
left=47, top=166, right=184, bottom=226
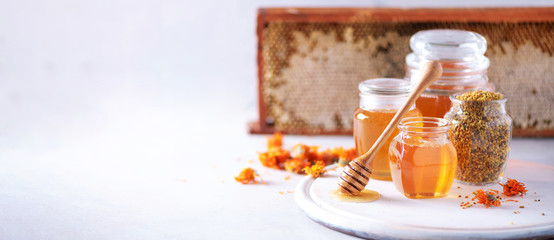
left=415, top=94, right=450, bottom=118
left=406, top=30, right=494, bottom=118
left=329, top=189, right=380, bottom=203
left=415, top=83, right=493, bottom=118
left=353, top=107, right=420, bottom=180
left=353, top=78, right=420, bottom=181
left=388, top=117, right=457, bottom=199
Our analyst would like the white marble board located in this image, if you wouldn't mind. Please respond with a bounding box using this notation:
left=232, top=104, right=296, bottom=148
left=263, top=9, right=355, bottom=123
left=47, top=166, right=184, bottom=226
left=295, top=159, right=554, bottom=239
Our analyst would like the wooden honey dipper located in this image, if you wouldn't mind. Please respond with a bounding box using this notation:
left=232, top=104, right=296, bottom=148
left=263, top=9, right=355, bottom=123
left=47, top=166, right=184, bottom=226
left=337, top=61, right=443, bottom=195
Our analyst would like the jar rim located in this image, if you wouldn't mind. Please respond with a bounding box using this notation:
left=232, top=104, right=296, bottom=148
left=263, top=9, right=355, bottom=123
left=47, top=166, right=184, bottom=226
left=398, top=117, right=452, bottom=133
left=359, top=78, right=411, bottom=95
left=449, top=93, right=507, bottom=104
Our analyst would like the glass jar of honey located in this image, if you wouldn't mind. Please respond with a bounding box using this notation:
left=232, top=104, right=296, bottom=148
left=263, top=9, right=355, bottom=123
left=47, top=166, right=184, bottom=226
left=353, top=78, right=420, bottom=181
left=388, top=117, right=457, bottom=199
left=405, top=29, right=494, bottom=118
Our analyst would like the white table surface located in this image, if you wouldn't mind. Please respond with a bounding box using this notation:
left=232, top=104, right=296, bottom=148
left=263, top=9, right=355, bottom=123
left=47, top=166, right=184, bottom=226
left=1, top=100, right=553, bottom=240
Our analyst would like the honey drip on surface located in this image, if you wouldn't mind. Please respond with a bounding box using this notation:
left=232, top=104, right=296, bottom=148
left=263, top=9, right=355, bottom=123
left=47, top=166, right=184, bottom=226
left=329, top=189, right=380, bottom=203
left=353, top=107, right=420, bottom=181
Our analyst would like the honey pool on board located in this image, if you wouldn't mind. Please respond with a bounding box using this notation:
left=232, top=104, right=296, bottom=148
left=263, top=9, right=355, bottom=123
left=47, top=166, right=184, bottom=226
left=388, top=128, right=457, bottom=199
left=329, top=189, right=380, bottom=203
left=353, top=107, right=420, bottom=181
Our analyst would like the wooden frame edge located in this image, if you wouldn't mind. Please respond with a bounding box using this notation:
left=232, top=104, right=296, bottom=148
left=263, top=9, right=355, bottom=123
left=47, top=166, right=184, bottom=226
left=257, top=7, right=554, bottom=22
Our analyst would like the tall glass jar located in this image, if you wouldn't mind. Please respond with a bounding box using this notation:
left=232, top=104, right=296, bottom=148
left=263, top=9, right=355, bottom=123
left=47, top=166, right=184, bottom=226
left=405, top=29, right=494, bottom=118
left=444, top=93, right=513, bottom=185
left=388, top=117, right=457, bottom=199
left=353, top=78, right=420, bottom=181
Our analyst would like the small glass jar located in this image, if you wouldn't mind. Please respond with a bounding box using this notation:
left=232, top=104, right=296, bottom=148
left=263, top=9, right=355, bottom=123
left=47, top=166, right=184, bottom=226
left=353, top=78, right=421, bottom=181
left=388, top=117, right=457, bottom=199
left=405, top=29, right=494, bottom=118
left=444, top=95, right=513, bottom=185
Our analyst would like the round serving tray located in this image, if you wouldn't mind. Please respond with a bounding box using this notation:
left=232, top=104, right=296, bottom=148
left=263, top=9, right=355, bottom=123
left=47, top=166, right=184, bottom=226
left=295, top=159, right=554, bottom=239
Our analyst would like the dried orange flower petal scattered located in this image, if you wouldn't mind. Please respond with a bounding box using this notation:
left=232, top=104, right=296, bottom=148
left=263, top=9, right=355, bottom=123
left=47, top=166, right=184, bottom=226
left=303, top=161, right=327, bottom=178
left=472, top=189, right=502, bottom=208
left=460, top=179, right=531, bottom=209
left=267, top=132, right=283, bottom=149
left=258, top=147, right=291, bottom=170
left=258, top=132, right=357, bottom=174
left=234, top=168, right=259, bottom=184
left=284, top=157, right=310, bottom=174
left=500, top=178, right=528, bottom=196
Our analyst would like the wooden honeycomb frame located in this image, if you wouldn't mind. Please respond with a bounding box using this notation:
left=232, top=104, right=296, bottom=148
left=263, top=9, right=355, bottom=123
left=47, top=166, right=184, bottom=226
left=250, top=8, right=554, bottom=136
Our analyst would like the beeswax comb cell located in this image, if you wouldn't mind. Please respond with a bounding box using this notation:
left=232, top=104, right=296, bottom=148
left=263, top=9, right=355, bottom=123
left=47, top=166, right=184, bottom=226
left=251, top=7, right=554, bottom=137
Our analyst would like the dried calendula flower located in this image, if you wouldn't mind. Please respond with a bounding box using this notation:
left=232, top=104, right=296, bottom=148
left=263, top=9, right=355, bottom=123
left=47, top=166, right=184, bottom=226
left=338, top=147, right=358, bottom=167
left=258, top=147, right=291, bottom=169
left=257, top=132, right=357, bottom=174
left=291, top=144, right=320, bottom=162
left=267, top=132, right=283, bottom=149
left=303, top=161, right=327, bottom=178
left=318, top=147, right=341, bottom=165
left=235, top=168, right=259, bottom=184
left=472, top=189, right=502, bottom=208
left=318, top=147, right=357, bottom=166
left=500, top=178, right=528, bottom=196
left=284, top=157, right=309, bottom=174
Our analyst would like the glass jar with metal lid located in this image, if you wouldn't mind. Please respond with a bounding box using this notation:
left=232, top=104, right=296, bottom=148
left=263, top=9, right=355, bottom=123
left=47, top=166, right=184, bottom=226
left=405, top=29, right=494, bottom=118
left=353, top=78, right=421, bottom=181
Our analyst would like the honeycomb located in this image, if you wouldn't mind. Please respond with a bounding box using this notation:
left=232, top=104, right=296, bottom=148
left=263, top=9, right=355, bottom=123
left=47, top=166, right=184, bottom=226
left=259, top=21, right=554, bottom=136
